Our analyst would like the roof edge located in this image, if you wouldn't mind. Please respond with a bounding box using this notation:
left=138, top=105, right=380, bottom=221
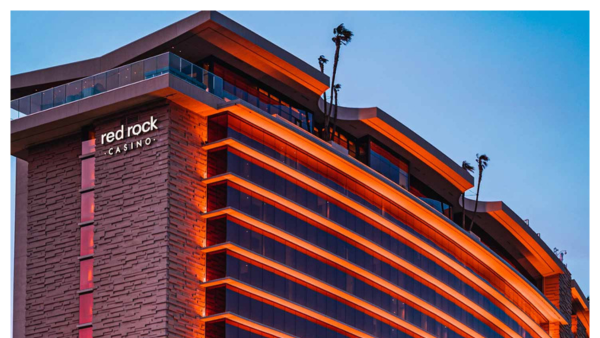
left=12, top=11, right=329, bottom=96
left=318, top=99, right=475, bottom=191
left=461, top=197, right=566, bottom=276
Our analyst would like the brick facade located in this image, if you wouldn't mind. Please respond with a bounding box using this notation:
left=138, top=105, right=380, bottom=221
left=25, top=134, right=82, bottom=338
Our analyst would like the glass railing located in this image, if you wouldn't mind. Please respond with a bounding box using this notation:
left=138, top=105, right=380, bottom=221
left=419, top=197, right=453, bottom=219
left=11, top=53, right=314, bottom=132
left=11, top=53, right=220, bottom=120
left=221, top=81, right=313, bottom=132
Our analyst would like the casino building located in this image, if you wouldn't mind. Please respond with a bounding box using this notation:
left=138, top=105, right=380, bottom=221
left=11, top=11, right=589, bottom=338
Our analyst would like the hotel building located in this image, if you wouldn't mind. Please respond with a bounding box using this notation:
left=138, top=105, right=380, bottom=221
left=10, top=11, right=589, bottom=338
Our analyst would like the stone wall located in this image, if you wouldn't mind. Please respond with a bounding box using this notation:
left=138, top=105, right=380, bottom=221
left=25, top=134, right=81, bottom=337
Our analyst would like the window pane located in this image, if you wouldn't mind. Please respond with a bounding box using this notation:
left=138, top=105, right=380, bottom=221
left=79, top=293, right=93, bottom=324
left=80, top=259, right=94, bottom=290
left=78, top=327, right=92, bottom=338
left=81, top=157, right=95, bottom=190
left=80, top=225, right=94, bottom=256
left=81, top=191, right=94, bottom=222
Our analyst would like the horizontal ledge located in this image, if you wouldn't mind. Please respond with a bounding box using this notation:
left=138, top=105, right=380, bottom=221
left=79, top=152, right=95, bottom=160
left=78, top=254, right=94, bottom=261
left=79, top=187, right=95, bottom=194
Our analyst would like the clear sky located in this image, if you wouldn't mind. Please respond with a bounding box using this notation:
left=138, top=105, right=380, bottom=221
left=11, top=11, right=589, bottom=294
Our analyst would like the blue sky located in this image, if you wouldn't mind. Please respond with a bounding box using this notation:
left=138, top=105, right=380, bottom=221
left=11, top=11, right=589, bottom=294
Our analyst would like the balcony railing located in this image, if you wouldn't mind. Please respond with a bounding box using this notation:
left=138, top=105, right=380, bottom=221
left=10, top=53, right=314, bottom=132
left=10, top=53, right=222, bottom=120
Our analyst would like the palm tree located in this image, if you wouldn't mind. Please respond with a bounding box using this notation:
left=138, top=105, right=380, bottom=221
left=331, top=83, right=341, bottom=139
left=467, top=154, right=490, bottom=232
left=461, top=161, right=475, bottom=229
left=318, top=55, right=329, bottom=138
left=324, top=23, right=353, bottom=141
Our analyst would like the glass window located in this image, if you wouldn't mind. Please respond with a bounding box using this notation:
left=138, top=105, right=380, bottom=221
left=80, top=225, right=94, bottom=256
left=80, top=259, right=94, bottom=290
left=79, top=293, right=93, bottom=324
left=81, top=191, right=94, bottom=223
left=81, top=157, right=95, bottom=190
left=78, top=327, right=92, bottom=338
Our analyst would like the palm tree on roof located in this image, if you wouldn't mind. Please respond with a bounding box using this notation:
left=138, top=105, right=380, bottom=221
left=461, top=160, right=475, bottom=229
left=467, top=154, right=490, bottom=232
left=324, top=23, right=353, bottom=141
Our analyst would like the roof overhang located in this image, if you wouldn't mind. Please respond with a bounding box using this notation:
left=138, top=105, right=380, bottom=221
left=318, top=101, right=474, bottom=192
left=461, top=198, right=565, bottom=278
left=11, top=11, right=329, bottom=110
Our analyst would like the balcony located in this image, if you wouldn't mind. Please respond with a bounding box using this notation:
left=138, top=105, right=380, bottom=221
left=10, top=53, right=313, bottom=132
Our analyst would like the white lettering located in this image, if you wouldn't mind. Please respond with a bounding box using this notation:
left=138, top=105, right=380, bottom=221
left=106, top=131, right=115, bottom=143
left=115, top=125, right=124, bottom=140
left=100, top=116, right=158, bottom=156
left=142, top=121, right=151, bottom=133
left=132, top=124, right=142, bottom=136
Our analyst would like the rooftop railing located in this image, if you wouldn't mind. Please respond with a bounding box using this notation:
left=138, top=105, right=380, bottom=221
left=10, top=52, right=314, bottom=132
left=10, top=53, right=222, bottom=120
